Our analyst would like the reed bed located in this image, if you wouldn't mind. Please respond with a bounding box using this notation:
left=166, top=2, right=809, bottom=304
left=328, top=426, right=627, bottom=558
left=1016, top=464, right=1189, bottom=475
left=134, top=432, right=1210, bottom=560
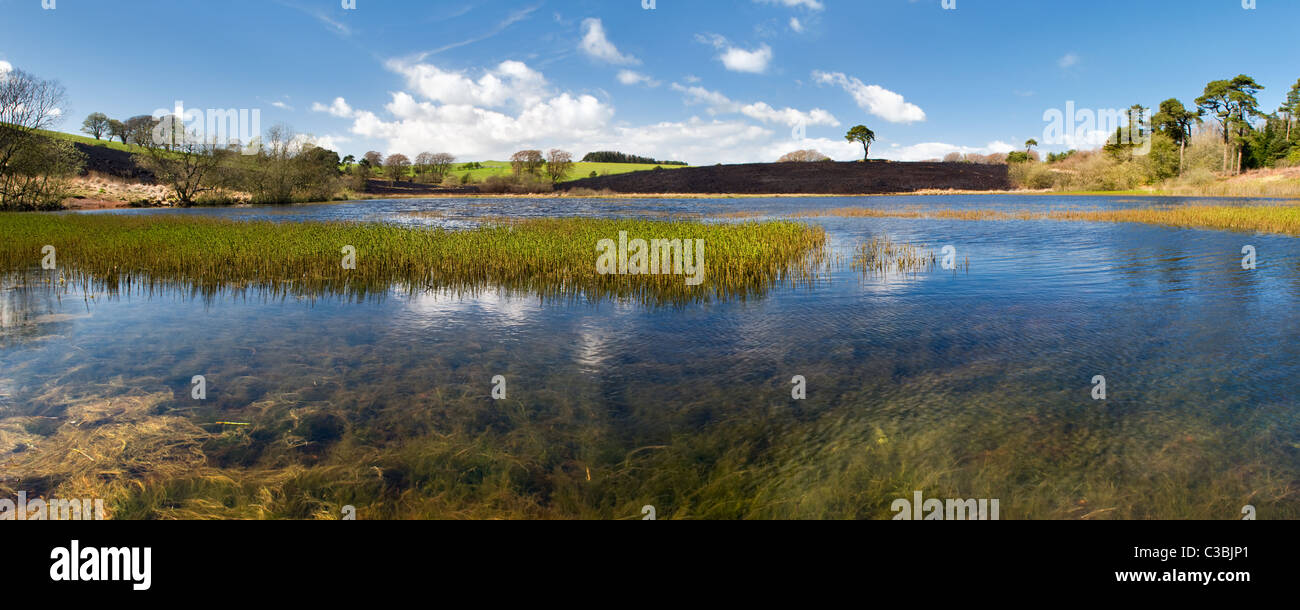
left=795, top=204, right=1300, bottom=236
left=0, top=214, right=827, bottom=306
left=850, top=237, right=937, bottom=275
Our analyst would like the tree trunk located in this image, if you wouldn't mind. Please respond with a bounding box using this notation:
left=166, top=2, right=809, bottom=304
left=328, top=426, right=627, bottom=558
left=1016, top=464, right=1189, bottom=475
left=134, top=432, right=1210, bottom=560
left=1178, top=139, right=1185, bottom=176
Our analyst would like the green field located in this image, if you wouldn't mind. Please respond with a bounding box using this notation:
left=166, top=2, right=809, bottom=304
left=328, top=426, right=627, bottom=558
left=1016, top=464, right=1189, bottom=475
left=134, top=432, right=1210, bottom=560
left=45, top=130, right=687, bottom=184
left=376, top=160, right=687, bottom=184
left=42, top=128, right=145, bottom=153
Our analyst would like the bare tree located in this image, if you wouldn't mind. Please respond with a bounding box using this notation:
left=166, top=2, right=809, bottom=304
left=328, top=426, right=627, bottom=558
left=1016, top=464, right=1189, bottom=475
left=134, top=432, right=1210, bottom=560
left=511, top=150, right=545, bottom=178
left=430, top=152, right=456, bottom=181
left=363, top=150, right=384, bottom=168
left=777, top=149, right=831, bottom=162
left=545, top=149, right=573, bottom=184
left=135, top=117, right=226, bottom=206
left=414, top=152, right=435, bottom=182
left=123, top=115, right=158, bottom=148
left=385, top=153, right=410, bottom=184
left=0, top=67, right=78, bottom=209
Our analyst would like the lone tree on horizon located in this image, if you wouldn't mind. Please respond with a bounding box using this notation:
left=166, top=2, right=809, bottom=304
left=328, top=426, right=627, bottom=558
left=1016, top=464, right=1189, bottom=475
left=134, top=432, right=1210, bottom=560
left=845, top=125, right=876, bottom=161
left=1024, top=139, right=1038, bottom=153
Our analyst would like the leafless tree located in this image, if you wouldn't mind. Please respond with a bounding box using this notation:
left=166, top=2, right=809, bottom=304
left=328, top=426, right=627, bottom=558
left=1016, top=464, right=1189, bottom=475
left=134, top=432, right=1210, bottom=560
left=414, top=152, right=435, bottom=182
left=0, top=67, right=79, bottom=209
left=135, top=119, right=227, bottom=206
left=511, top=149, right=544, bottom=178
left=385, top=153, right=410, bottom=184
left=777, top=149, right=831, bottom=162
left=430, top=152, right=456, bottom=181
left=545, top=149, right=573, bottom=184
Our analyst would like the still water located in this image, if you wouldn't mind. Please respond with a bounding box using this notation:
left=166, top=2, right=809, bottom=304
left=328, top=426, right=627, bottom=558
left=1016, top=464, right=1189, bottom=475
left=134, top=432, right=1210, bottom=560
left=2, top=195, right=1298, bottom=519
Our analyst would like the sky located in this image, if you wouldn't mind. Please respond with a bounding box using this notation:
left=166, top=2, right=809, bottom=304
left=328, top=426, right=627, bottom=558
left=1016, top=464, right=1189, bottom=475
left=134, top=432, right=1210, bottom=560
left=2, top=0, right=1298, bottom=164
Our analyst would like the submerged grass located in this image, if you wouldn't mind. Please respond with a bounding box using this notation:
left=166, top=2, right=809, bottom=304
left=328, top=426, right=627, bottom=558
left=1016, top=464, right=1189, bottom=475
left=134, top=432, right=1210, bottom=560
left=0, top=214, right=826, bottom=306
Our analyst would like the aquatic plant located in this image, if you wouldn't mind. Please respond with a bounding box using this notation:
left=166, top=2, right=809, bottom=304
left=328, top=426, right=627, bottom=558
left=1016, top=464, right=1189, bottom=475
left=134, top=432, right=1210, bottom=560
left=0, top=214, right=827, bottom=306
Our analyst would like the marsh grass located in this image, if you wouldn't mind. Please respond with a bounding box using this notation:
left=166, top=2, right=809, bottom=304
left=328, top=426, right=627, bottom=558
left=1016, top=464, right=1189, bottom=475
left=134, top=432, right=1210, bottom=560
left=851, top=237, right=937, bottom=275
left=797, top=204, right=1300, bottom=236
left=0, top=214, right=827, bottom=306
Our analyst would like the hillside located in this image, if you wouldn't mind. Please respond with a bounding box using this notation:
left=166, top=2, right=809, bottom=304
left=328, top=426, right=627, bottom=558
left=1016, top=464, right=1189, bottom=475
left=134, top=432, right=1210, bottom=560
left=556, top=160, right=1011, bottom=195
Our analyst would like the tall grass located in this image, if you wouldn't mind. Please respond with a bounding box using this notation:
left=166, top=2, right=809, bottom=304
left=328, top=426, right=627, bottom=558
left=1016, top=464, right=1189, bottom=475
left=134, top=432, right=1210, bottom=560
left=0, top=214, right=827, bottom=306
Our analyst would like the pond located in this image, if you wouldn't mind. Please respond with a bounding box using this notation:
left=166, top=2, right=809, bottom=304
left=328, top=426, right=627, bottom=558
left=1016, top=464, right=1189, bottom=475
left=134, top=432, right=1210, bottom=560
left=2, top=194, right=1298, bottom=519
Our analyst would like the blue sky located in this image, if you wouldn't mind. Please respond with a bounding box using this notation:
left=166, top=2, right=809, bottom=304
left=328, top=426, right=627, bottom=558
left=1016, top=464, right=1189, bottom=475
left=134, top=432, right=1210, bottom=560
left=2, top=0, right=1297, bottom=163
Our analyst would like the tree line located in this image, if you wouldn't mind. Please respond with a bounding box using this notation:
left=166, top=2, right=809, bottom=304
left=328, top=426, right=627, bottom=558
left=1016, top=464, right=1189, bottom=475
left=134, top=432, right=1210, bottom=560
left=581, top=151, right=687, bottom=165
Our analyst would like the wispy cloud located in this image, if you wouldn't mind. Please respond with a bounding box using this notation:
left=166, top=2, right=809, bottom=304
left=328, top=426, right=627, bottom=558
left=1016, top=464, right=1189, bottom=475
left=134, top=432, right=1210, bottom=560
left=421, top=4, right=540, bottom=57
left=275, top=0, right=352, bottom=37
left=1058, top=53, right=1080, bottom=69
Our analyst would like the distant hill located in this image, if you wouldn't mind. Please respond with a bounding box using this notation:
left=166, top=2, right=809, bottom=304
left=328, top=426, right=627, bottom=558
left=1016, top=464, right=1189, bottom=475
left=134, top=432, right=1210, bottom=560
left=558, top=161, right=1012, bottom=194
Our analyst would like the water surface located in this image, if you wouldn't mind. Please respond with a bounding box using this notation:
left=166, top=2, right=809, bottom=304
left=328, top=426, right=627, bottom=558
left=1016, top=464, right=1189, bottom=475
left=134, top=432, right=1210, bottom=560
left=5, top=194, right=1299, bottom=519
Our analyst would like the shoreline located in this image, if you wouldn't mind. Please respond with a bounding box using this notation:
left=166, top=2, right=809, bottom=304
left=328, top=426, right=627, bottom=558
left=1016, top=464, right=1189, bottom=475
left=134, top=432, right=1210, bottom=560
left=60, top=187, right=1300, bottom=210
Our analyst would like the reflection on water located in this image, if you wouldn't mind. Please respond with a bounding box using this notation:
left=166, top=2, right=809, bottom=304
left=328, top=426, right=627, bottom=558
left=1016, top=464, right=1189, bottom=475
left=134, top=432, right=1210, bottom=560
left=4, top=195, right=1300, bottom=519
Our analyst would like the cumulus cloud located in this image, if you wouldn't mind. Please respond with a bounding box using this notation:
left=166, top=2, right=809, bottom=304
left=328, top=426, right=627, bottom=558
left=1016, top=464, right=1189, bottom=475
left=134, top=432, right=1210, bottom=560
left=617, top=70, right=659, bottom=87
left=311, top=97, right=355, bottom=118
left=697, top=34, right=773, bottom=74
left=740, top=102, right=839, bottom=128
left=670, top=83, right=836, bottom=127
left=789, top=17, right=805, bottom=33
left=314, top=58, right=958, bottom=165
left=813, top=70, right=926, bottom=123
left=0, top=60, right=11, bottom=75
left=580, top=18, right=639, bottom=65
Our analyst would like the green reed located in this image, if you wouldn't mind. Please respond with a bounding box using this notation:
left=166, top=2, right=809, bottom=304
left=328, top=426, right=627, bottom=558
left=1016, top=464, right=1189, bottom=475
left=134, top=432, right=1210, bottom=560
left=851, top=236, right=937, bottom=275
left=0, top=214, right=826, bottom=306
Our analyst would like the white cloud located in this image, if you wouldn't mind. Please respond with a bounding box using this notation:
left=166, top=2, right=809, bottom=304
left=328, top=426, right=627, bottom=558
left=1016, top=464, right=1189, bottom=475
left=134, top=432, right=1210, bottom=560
left=1058, top=53, right=1080, bottom=69
left=754, top=0, right=824, bottom=10
left=698, top=34, right=773, bottom=74
left=740, top=102, right=839, bottom=128
left=671, top=84, right=836, bottom=127
left=672, top=83, right=741, bottom=114
left=617, top=70, right=659, bottom=87
left=323, top=58, right=962, bottom=165
left=580, top=18, right=639, bottom=65
left=271, top=101, right=293, bottom=110
left=0, top=60, right=11, bottom=75
left=877, top=140, right=1016, bottom=162
left=813, top=70, right=926, bottom=123
left=387, top=59, right=549, bottom=108
left=311, top=97, right=355, bottom=118
left=302, top=134, right=351, bottom=152
left=789, top=17, right=805, bottom=33
left=720, top=44, right=773, bottom=74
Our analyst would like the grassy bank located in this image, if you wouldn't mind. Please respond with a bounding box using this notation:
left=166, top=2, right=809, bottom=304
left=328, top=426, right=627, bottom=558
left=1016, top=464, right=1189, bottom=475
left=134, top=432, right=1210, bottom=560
left=795, top=203, right=1300, bottom=236
left=0, top=214, right=826, bottom=305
